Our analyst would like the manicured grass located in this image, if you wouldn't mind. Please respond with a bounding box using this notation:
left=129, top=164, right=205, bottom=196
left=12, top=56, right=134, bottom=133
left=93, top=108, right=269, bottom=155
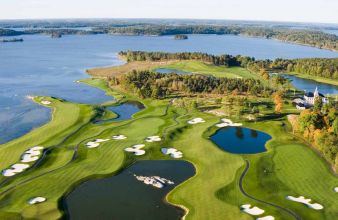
left=0, top=77, right=337, bottom=220
left=158, top=60, right=260, bottom=79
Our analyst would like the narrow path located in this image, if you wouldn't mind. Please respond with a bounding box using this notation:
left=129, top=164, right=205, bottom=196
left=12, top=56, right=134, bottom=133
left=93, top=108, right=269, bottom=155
left=239, top=160, right=302, bottom=220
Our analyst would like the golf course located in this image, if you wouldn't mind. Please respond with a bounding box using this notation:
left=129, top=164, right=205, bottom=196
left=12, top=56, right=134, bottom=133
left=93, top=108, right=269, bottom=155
left=0, top=54, right=337, bottom=220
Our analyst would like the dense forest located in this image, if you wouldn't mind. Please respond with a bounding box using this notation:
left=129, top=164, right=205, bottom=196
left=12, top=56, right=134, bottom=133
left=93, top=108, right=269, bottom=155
left=112, top=70, right=267, bottom=98
left=108, top=25, right=338, bottom=51
left=120, top=51, right=338, bottom=80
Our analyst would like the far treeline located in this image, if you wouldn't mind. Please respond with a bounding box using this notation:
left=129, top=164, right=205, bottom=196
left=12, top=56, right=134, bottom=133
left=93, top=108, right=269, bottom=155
left=120, top=51, right=338, bottom=80
left=107, top=25, right=338, bottom=51
left=1, top=24, right=337, bottom=51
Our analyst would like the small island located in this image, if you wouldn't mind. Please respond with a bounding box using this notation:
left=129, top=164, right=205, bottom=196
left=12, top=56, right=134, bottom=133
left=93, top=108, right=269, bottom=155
left=174, top=34, right=188, bottom=40
left=0, top=38, right=23, bottom=43
left=51, top=32, right=62, bottom=38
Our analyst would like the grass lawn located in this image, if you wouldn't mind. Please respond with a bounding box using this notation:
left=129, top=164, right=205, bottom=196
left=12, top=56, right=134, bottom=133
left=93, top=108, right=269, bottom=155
left=0, top=78, right=336, bottom=220
left=157, top=60, right=260, bottom=79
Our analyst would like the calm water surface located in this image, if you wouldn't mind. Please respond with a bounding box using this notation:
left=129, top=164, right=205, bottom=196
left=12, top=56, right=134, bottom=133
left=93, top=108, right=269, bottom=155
left=65, top=160, right=195, bottom=220
left=210, top=127, right=271, bottom=154
left=1, top=34, right=337, bottom=143
left=94, top=101, right=144, bottom=124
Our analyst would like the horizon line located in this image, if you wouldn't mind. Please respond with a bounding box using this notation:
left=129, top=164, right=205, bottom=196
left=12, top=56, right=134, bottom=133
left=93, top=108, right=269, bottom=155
left=0, top=17, right=337, bottom=26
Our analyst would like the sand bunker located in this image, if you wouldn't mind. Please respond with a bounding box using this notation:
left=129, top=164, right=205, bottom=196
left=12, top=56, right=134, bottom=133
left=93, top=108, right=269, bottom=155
left=28, top=197, right=46, bottom=205
left=204, top=110, right=227, bottom=116
left=161, top=148, right=183, bottom=158
left=286, top=196, right=323, bottom=210
left=125, top=144, right=146, bottom=156
left=2, top=163, right=30, bottom=177
left=112, top=135, right=127, bottom=140
left=21, top=146, right=44, bottom=163
left=41, top=100, right=51, bottom=105
left=241, top=204, right=265, bottom=215
left=134, top=174, right=174, bottom=188
left=334, top=187, right=338, bottom=192
left=257, top=216, right=275, bottom=220
left=187, top=118, right=205, bottom=124
left=86, top=139, right=110, bottom=148
left=145, top=136, right=161, bottom=142
left=215, top=118, right=242, bottom=127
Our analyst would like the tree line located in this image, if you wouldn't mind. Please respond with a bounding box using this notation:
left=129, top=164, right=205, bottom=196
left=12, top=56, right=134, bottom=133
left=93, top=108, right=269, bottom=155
left=111, top=70, right=267, bottom=99
left=108, top=25, right=337, bottom=51
left=120, top=51, right=338, bottom=80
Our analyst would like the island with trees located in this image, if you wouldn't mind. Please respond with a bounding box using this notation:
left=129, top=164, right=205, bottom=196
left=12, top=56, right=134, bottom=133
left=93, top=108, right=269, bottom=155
left=174, top=34, right=188, bottom=40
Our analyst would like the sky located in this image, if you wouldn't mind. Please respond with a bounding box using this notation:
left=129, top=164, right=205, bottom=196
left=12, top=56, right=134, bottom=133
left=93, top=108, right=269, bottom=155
left=0, top=0, right=337, bottom=24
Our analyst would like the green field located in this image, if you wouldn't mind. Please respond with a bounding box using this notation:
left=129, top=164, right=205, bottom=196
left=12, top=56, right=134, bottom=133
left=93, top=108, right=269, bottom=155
left=0, top=73, right=337, bottom=219
left=156, top=60, right=260, bottom=79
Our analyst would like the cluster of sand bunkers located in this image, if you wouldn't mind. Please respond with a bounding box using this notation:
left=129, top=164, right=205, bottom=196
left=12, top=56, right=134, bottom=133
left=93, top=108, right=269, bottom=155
left=241, top=204, right=274, bottom=220
left=2, top=146, right=44, bottom=177
left=240, top=195, right=325, bottom=219
left=286, top=195, right=323, bottom=210
left=40, top=100, right=51, bottom=105
left=85, top=139, right=110, bottom=148
left=215, top=118, right=242, bottom=127
left=134, top=174, right=174, bottom=188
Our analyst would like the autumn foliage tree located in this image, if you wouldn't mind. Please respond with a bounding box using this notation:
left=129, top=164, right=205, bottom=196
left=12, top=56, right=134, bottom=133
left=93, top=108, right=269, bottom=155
left=273, top=91, right=283, bottom=113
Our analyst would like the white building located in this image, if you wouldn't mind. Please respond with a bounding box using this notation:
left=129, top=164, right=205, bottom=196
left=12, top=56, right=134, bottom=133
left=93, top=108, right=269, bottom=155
left=293, top=87, right=328, bottom=109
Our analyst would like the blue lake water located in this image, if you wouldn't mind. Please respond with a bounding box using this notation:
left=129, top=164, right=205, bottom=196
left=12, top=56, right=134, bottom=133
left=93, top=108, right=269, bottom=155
left=210, top=127, right=271, bottom=154
left=94, top=101, right=144, bottom=124
left=0, top=34, right=337, bottom=143
left=282, top=74, right=338, bottom=95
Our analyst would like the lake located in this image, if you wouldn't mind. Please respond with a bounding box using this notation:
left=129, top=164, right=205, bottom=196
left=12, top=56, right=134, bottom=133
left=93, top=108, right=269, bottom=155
left=210, top=127, right=271, bottom=154
left=282, top=74, right=338, bottom=95
left=64, top=160, right=195, bottom=220
left=0, top=34, right=337, bottom=143
left=94, top=101, right=144, bottom=124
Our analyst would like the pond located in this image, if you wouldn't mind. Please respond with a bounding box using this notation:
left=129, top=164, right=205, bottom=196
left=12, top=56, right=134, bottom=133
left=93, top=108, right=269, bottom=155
left=64, top=160, right=195, bottom=220
left=210, top=127, right=271, bottom=154
left=155, top=68, right=190, bottom=75
left=282, top=74, right=338, bottom=95
left=94, top=101, right=144, bottom=124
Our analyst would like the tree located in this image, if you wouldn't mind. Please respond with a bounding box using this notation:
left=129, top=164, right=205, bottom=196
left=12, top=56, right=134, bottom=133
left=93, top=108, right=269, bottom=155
left=313, top=96, right=323, bottom=112
left=273, top=91, right=283, bottom=113
left=260, top=68, right=270, bottom=80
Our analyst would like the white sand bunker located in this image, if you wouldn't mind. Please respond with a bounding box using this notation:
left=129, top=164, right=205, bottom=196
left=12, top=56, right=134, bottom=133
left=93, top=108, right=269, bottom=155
left=125, top=144, right=146, bottom=156
left=334, top=187, right=338, bottom=192
left=286, top=196, right=323, bottom=210
left=112, top=135, right=127, bottom=140
left=2, top=164, right=30, bottom=177
left=187, top=118, right=205, bottom=124
left=21, top=146, right=44, bottom=163
left=215, top=118, right=242, bottom=128
left=241, top=204, right=265, bottom=215
left=257, top=216, right=275, bottom=220
left=41, top=100, right=51, bottom=105
left=134, top=174, right=174, bottom=188
left=145, top=136, right=161, bottom=142
left=161, top=148, right=183, bottom=158
left=86, top=139, right=110, bottom=148
left=28, top=197, right=46, bottom=205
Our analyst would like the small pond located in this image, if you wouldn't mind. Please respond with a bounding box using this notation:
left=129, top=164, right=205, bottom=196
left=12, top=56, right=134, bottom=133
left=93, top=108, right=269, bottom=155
left=210, top=127, right=271, bottom=154
left=155, top=68, right=190, bottom=75
left=64, top=160, right=195, bottom=220
left=94, top=101, right=144, bottom=124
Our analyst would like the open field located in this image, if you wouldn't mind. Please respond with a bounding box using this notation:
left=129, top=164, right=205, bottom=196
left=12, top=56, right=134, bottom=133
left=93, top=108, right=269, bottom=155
left=158, top=60, right=259, bottom=79
left=0, top=72, right=336, bottom=220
